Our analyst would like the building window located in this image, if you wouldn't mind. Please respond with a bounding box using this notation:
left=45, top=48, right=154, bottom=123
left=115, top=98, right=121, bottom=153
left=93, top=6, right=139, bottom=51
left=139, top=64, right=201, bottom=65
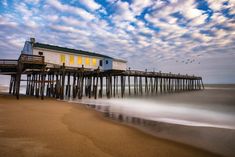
left=106, top=60, right=109, bottom=64
left=99, top=60, right=103, bottom=67
left=92, top=58, right=97, bottom=66
left=60, top=54, right=65, bottom=64
left=85, top=57, right=90, bottom=65
left=70, top=55, right=74, bottom=64
left=77, top=56, right=82, bottom=65
left=38, top=51, right=43, bottom=56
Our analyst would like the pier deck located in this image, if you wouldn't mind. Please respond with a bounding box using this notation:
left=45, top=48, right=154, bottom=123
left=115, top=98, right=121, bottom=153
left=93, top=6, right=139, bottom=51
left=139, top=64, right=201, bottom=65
left=0, top=54, right=204, bottom=100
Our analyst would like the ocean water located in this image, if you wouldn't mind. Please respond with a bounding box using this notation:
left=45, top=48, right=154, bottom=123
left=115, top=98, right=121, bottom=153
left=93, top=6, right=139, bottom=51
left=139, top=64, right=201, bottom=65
left=73, top=85, right=235, bottom=130
left=70, top=85, right=235, bottom=156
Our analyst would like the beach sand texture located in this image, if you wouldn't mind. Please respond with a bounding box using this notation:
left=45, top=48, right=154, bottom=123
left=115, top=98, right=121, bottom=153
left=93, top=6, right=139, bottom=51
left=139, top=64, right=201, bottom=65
left=0, top=95, right=219, bottom=157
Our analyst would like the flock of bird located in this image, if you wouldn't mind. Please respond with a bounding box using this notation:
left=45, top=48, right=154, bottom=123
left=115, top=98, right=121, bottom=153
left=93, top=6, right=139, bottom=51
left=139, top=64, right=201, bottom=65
left=175, top=54, right=202, bottom=65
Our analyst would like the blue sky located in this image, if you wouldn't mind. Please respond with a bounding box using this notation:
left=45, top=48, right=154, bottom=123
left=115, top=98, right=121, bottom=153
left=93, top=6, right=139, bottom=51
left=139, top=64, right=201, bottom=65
left=0, top=0, right=235, bottom=83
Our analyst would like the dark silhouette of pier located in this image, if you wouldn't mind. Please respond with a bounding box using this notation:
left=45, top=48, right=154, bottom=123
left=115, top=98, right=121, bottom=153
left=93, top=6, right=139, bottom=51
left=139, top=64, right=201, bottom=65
left=0, top=54, right=204, bottom=100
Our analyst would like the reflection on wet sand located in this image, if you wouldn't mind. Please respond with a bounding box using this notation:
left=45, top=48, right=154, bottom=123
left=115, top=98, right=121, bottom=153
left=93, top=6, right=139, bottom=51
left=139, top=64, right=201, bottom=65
left=84, top=97, right=235, bottom=157
left=88, top=104, right=170, bottom=132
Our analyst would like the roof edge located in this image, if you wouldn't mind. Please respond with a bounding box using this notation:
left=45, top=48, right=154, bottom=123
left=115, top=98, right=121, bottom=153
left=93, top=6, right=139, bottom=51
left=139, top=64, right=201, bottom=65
left=113, top=58, right=127, bottom=63
left=32, top=42, right=113, bottom=59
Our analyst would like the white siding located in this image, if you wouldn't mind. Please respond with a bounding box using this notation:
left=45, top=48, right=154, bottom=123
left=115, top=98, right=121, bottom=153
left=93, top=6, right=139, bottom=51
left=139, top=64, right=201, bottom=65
left=32, top=48, right=101, bottom=69
left=112, top=60, right=127, bottom=71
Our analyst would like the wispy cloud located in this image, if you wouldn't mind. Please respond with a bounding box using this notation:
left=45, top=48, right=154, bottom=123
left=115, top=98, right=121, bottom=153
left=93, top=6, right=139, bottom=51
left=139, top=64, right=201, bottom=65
left=47, top=0, right=95, bottom=20
left=79, top=0, right=102, bottom=11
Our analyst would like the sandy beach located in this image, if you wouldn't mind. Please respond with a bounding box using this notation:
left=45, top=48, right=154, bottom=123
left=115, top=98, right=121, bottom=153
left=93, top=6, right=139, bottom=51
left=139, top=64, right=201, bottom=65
left=0, top=94, right=219, bottom=157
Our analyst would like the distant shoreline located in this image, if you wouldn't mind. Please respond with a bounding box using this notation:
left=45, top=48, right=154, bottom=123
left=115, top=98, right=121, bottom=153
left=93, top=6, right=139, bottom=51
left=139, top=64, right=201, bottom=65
left=205, top=84, right=235, bottom=86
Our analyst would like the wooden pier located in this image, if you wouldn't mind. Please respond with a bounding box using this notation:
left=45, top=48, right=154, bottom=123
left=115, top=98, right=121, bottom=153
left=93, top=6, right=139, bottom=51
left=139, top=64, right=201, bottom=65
left=0, top=54, right=204, bottom=100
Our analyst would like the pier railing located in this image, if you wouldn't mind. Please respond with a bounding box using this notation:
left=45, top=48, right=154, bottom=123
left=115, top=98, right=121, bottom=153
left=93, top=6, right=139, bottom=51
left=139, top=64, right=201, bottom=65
left=118, top=70, right=201, bottom=79
left=19, top=54, right=44, bottom=64
left=0, top=54, right=44, bottom=67
left=0, top=59, right=18, bottom=66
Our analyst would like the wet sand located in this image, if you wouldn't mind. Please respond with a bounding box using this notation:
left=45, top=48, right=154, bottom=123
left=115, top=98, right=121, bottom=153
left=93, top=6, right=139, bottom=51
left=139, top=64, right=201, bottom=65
left=0, top=95, right=218, bottom=157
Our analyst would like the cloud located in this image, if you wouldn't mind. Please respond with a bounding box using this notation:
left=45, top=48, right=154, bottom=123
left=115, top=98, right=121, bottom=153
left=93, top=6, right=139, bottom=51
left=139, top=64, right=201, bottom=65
left=47, top=0, right=95, bottom=20
left=60, top=16, right=82, bottom=26
left=207, top=0, right=225, bottom=11
left=130, top=0, right=153, bottom=15
left=0, top=16, right=18, bottom=28
left=50, top=25, right=91, bottom=36
left=228, top=0, right=235, bottom=14
left=190, top=14, right=208, bottom=26
left=112, top=0, right=136, bottom=23
left=8, top=38, right=26, bottom=49
left=79, top=0, right=101, bottom=11
left=44, top=14, right=59, bottom=22
left=2, top=0, right=8, bottom=7
left=24, top=0, right=40, bottom=4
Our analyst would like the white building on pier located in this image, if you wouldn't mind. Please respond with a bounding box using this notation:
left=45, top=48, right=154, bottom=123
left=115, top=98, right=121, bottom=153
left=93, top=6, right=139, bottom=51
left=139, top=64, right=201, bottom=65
left=22, top=38, right=127, bottom=71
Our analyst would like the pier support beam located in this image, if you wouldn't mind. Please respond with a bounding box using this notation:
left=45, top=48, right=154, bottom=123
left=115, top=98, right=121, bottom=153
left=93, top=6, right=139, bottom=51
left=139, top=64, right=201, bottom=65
left=121, top=76, right=126, bottom=98
left=9, top=75, right=15, bottom=94
left=201, top=79, right=204, bottom=89
left=99, top=76, right=103, bottom=98
left=66, top=72, right=71, bottom=98
left=139, top=77, right=143, bottom=95
left=15, top=61, right=23, bottom=99
left=41, top=66, right=46, bottom=100
left=60, top=64, right=65, bottom=100
left=79, top=67, right=84, bottom=99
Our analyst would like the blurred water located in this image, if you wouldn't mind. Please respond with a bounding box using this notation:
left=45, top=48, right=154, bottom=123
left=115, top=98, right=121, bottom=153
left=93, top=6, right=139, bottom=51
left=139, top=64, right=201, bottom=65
left=70, top=85, right=235, bottom=156
left=72, top=86, right=235, bottom=130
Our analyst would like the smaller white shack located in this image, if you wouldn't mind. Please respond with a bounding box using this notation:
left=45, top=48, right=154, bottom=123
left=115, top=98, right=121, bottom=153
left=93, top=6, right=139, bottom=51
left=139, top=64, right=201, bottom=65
left=101, top=58, right=127, bottom=71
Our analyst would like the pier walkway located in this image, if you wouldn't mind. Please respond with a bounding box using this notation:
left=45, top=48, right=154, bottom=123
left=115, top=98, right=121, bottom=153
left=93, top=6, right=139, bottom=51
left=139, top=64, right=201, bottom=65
left=0, top=54, right=204, bottom=99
